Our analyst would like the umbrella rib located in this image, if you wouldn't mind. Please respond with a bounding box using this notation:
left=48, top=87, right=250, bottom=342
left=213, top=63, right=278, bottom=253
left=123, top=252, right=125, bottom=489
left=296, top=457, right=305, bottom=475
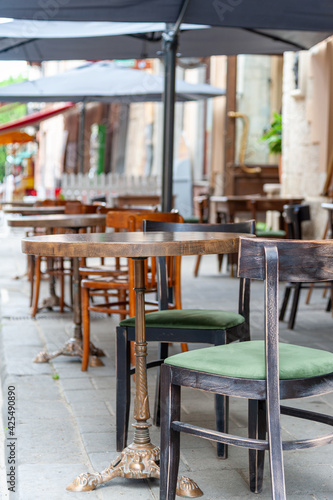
left=129, top=32, right=162, bottom=43
left=244, top=28, right=306, bottom=50
left=0, top=37, right=38, bottom=55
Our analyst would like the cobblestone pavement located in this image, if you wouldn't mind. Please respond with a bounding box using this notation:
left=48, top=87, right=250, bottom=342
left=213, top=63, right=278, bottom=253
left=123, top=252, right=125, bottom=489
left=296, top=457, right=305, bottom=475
left=0, top=219, right=332, bottom=500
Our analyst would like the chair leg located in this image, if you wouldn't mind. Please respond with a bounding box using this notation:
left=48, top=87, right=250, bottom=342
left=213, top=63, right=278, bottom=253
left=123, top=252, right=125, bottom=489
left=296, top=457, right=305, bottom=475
left=160, top=364, right=180, bottom=500
left=81, top=286, right=90, bottom=371
left=327, top=281, right=333, bottom=316
left=248, top=399, right=266, bottom=493
left=116, top=327, right=131, bottom=451
left=216, top=394, right=229, bottom=459
left=193, top=254, right=202, bottom=277
left=215, top=331, right=228, bottom=458
left=217, top=254, right=224, bottom=273
left=31, top=256, right=41, bottom=318
left=29, top=255, right=35, bottom=307
left=279, top=285, right=291, bottom=321
left=288, top=283, right=301, bottom=329
left=70, top=259, right=74, bottom=306
left=153, top=342, right=169, bottom=427
left=130, top=341, right=136, bottom=368
left=305, top=283, right=314, bottom=305
left=267, top=398, right=286, bottom=499
left=326, top=295, right=331, bottom=312
left=59, top=258, right=65, bottom=313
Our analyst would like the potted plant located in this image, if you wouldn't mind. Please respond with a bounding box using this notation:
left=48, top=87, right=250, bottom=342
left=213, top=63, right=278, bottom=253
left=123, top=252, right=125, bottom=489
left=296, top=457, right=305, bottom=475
left=261, top=112, right=282, bottom=181
left=261, top=112, right=282, bottom=154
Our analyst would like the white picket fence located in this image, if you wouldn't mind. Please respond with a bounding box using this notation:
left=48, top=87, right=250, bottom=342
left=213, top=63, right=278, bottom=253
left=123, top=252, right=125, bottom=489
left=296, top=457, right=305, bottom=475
left=61, top=173, right=161, bottom=205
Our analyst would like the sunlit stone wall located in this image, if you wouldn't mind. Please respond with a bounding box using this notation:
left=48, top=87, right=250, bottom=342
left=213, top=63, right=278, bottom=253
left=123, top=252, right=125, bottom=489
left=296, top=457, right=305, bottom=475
left=282, top=51, right=329, bottom=239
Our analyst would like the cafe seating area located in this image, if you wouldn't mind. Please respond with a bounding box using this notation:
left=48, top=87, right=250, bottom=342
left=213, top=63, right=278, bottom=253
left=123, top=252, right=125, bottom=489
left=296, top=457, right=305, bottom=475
left=0, top=194, right=333, bottom=500
left=1, top=211, right=333, bottom=500
left=1, top=6, right=333, bottom=497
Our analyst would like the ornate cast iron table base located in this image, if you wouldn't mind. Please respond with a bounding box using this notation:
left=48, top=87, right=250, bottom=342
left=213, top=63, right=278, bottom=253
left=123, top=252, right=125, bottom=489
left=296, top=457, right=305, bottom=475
left=66, top=425, right=202, bottom=497
left=33, top=338, right=105, bottom=366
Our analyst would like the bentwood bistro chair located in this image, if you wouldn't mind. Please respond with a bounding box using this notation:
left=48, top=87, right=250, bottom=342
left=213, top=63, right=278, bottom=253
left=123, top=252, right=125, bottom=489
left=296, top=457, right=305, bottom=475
left=80, top=211, right=184, bottom=371
left=116, top=219, right=255, bottom=457
left=160, top=237, right=333, bottom=500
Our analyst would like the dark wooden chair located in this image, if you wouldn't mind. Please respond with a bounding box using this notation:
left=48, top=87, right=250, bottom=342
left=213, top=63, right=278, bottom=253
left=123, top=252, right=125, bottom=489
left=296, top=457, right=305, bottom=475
left=116, top=219, right=255, bottom=458
left=160, top=237, right=333, bottom=500
left=193, top=194, right=231, bottom=277
left=279, top=203, right=320, bottom=329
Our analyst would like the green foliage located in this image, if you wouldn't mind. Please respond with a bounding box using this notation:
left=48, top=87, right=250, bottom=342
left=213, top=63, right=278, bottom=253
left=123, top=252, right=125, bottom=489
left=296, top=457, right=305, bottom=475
left=0, top=74, right=27, bottom=87
left=261, top=112, right=282, bottom=155
left=0, top=103, right=27, bottom=124
left=0, top=74, right=28, bottom=124
left=0, top=147, right=6, bottom=183
left=52, top=373, right=60, bottom=380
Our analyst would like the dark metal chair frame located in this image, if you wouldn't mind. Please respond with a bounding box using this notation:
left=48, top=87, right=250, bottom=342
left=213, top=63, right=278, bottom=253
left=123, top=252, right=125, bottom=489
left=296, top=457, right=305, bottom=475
left=160, top=237, right=333, bottom=500
left=115, top=219, right=255, bottom=458
left=279, top=203, right=331, bottom=329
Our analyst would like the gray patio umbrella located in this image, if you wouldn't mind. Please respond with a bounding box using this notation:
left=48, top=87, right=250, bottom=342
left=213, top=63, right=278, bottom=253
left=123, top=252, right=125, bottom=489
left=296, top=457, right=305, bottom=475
left=0, top=18, right=331, bottom=210
left=1, top=1, right=333, bottom=30
left=0, top=60, right=224, bottom=174
left=0, top=20, right=328, bottom=61
left=0, top=60, right=225, bottom=103
left=2, top=2, right=333, bottom=210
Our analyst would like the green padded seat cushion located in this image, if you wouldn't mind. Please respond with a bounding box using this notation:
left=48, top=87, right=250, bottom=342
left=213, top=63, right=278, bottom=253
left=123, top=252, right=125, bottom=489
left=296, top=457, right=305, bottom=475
left=183, top=216, right=200, bottom=223
left=119, top=309, right=245, bottom=330
left=165, top=340, right=333, bottom=380
left=256, top=229, right=286, bottom=238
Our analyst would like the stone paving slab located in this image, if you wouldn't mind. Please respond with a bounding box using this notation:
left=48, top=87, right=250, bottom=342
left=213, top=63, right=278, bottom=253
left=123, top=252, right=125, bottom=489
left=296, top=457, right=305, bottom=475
left=0, top=223, right=333, bottom=499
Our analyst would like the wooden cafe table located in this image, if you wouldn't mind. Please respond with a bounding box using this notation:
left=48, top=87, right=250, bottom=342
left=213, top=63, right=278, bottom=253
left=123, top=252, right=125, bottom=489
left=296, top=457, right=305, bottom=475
left=22, top=230, right=251, bottom=495
left=0, top=200, right=35, bottom=208
left=8, top=213, right=106, bottom=364
left=210, top=195, right=304, bottom=228
left=3, top=205, right=66, bottom=215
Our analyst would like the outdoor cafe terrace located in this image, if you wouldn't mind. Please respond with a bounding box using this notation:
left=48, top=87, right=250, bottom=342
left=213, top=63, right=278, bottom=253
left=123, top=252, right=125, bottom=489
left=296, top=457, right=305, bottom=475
left=0, top=208, right=333, bottom=500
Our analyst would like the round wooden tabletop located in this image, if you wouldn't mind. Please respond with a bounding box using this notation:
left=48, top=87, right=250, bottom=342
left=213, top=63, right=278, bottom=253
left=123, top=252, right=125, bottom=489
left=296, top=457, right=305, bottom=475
left=21, top=231, right=251, bottom=258
left=3, top=206, right=66, bottom=215
left=7, top=213, right=106, bottom=228
left=1, top=200, right=36, bottom=207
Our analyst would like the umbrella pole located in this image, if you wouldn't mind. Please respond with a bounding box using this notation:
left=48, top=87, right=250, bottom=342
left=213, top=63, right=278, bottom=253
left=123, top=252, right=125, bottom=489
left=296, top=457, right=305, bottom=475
left=79, top=102, right=86, bottom=174
left=161, top=27, right=177, bottom=212
left=161, top=0, right=191, bottom=213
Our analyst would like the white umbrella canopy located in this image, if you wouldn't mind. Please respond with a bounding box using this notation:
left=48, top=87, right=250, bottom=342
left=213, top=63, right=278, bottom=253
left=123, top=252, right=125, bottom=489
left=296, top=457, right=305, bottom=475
left=0, top=60, right=225, bottom=102
left=0, top=20, right=329, bottom=61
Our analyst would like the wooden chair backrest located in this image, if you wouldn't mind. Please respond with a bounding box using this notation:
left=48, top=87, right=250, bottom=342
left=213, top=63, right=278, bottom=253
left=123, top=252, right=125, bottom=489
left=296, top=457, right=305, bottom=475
left=143, top=219, right=254, bottom=234
left=105, top=209, right=167, bottom=231
left=98, top=206, right=157, bottom=215
left=34, top=199, right=67, bottom=207
left=132, top=213, right=184, bottom=303
left=105, top=211, right=184, bottom=314
left=144, top=219, right=254, bottom=315
left=238, top=237, right=333, bottom=392
left=130, top=212, right=184, bottom=231
left=64, top=200, right=83, bottom=214
left=238, top=237, right=333, bottom=282
left=282, top=204, right=310, bottom=239
left=195, top=195, right=210, bottom=223
left=82, top=204, right=100, bottom=214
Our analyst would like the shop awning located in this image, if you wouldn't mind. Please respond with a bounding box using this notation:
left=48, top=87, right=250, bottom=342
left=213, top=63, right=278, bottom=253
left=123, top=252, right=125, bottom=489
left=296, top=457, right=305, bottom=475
left=0, top=131, right=35, bottom=144
left=0, top=103, right=75, bottom=132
